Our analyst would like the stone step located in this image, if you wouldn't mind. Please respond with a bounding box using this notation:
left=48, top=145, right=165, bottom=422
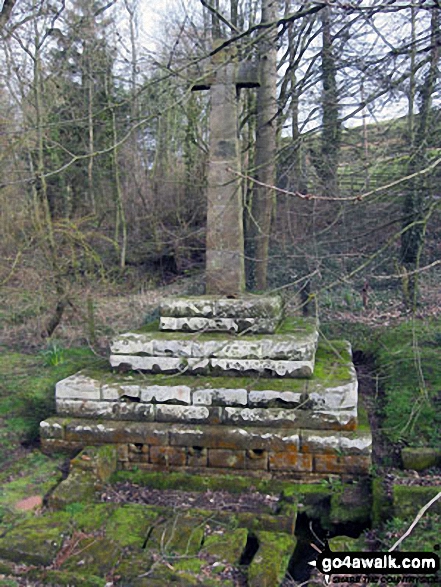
left=40, top=418, right=372, bottom=478
left=159, top=295, right=283, bottom=333
left=110, top=329, right=318, bottom=361
left=109, top=354, right=315, bottom=379
left=53, top=341, right=358, bottom=430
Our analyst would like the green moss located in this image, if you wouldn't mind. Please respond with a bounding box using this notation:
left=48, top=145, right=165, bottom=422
left=248, top=531, right=296, bottom=587
left=0, top=348, right=105, bottom=452
left=330, top=482, right=371, bottom=526
left=26, top=569, right=106, bottom=587
left=107, top=504, right=163, bottom=549
left=202, top=528, right=248, bottom=564
left=401, top=448, right=441, bottom=471
left=372, top=477, right=392, bottom=526
left=374, top=318, right=441, bottom=448
left=71, top=503, right=118, bottom=533
left=0, top=511, right=72, bottom=566
left=61, top=537, right=121, bottom=576
left=0, top=451, right=63, bottom=513
left=393, top=485, right=441, bottom=519
left=49, top=470, right=97, bottom=509
left=110, top=470, right=284, bottom=495
left=329, top=536, right=362, bottom=552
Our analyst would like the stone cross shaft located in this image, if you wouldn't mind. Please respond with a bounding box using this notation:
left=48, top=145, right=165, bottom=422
left=193, top=46, right=259, bottom=296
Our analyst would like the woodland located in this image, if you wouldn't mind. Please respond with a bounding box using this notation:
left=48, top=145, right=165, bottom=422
left=0, top=1, right=440, bottom=585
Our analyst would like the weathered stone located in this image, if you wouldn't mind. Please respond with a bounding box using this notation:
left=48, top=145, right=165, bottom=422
left=401, top=447, right=441, bottom=471
left=201, top=527, right=248, bottom=564
left=110, top=354, right=314, bottom=378
left=248, top=531, right=296, bottom=587
left=110, top=333, right=155, bottom=355
left=149, top=446, right=187, bottom=467
left=301, top=430, right=372, bottom=455
left=159, top=316, right=279, bottom=334
left=210, top=358, right=314, bottom=378
left=140, top=385, right=191, bottom=405
left=193, top=388, right=247, bottom=406
left=111, top=329, right=317, bottom=361
left=57, top=399, right=155, bottom=421
left=109, top=354, right=191, bottom=373
left=208, top=448, right=246, bottom=469
left=160, top=295, right=282, bottom=319
left=0, top=512, right=72, bottom=566
left=223, top=407, right=297, bottom=427
left=269, top=451, right=313, bottom=472
left=187, top=446, right=208, bottom=467
left=155, top=405, right=215, bottom=423
left=40, top=417, right=65, bottom=439
left=313, top=454, right=371, bottom=475
left=168, top=425, right=300, bottom=451
left=56, top=373, right=101, bottom=400
left=101, top=383, right=141, bottom=401
left=64, top=420, right=169, bottom=445
left=248, top=391, right=303, bottom=408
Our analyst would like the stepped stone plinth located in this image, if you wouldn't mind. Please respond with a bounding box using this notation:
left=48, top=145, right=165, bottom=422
left=40, top=295, right=372, bottom=480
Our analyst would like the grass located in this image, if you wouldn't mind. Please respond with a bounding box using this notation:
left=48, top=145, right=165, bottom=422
left=0, top=346, right=106, bottom=457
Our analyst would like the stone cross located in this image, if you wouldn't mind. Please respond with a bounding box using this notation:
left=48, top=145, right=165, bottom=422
left=192, top=44, right=259, bottom=296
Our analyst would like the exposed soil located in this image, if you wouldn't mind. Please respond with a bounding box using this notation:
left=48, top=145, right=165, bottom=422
left=101, top=482, right=280, bottom=514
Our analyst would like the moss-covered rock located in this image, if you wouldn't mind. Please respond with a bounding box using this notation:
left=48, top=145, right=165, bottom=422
left=71, top=445, right=117, bottom=481
left=201, top=528, right=248, bottom=565
left=330, top=482, right=371, bottom=526
left=106, top=504, right=160, bottom=549
left=0, top=511, right=72, bottom=566
left=393, top=485, right=441, bottom=519
left=147, top=514, right=205, bottom=556
left=61, top=536, right=121, bottom=576
left=401, top=448, right=441, bottom=471
left=48, top=469, right=98, bottom=509
left=26, top=569, right=106, bottom=587
left=248, top=531, right=296, bottom=587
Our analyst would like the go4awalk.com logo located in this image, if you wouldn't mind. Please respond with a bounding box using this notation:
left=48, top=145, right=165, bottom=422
left=310, top=543, right=440, bottom=585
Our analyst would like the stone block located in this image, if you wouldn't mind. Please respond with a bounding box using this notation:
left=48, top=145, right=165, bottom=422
left=110, top=354, right=313, bottom=378
left=245, top=449, right=269, bottom=470
left=56, top=373, right=100, bottom=400
left=110, top=333, right=155, bottom=355
left=248, top=391, right=303, bottom=408
left=40, top=438, right=84, bottom=455
left=57, top=399, right=155, bottom=421
left=301, top=430, right=372, bottom=455
left=149, top=446, right=187, bottom=467
left=168, top=425, right=299, bottom=451
left=155, top=405, right=215, bottom=424
left=313, top=454, right=371, bottom=475
left=64, top=420, right=169, bottom=445
left=269, top=451, right=313, bottom=472
left=161, top=294, right=282, bottom=318
left=208, top=448, right=246, bottom=469
left=40, top=418, right=65, bottom=439
left=193, top=388, right=247, bottom=406
left=110, top=355, right=189, bottom=374
left=111, top=330, right=317, bottom=361
left=101, top=383, right=141, bottom=401
left=187, top=446, right=208, bottom=467
left=401, top=447, right=441, bottom=471
left=140, top=385, right=191, bottom=405
left=210, top=358, right=314, bottom=378
left=223, top=407, right=298, bottom=427
left=305, top=407, right=358, bottom=430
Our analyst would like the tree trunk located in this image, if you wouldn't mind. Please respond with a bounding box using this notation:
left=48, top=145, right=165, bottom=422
left=318, top=6, right=340, bottom=198
left=251, top=0, right=278, bottom=291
